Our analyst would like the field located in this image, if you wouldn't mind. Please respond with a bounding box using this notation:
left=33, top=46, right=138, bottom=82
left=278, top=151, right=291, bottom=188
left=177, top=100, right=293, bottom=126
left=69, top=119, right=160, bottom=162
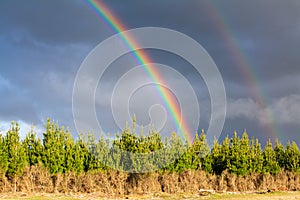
left=1, top=192, right=300, bottom=200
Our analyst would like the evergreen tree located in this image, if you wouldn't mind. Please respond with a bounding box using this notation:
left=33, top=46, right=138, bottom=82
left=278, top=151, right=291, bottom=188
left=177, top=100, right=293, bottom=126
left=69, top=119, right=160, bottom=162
left=274, top=139, right=285, bottom=169
left=263, top=140, right=280, bottom=175
left=249, top=138, right=264, bottom=173
left=284, top=141, right=300, bottom=172
left=4, top=122, right=27, bottom=192
left=23, top=126, right=43, bottom=166
left=181, top=130, right=211, bottom=172
left=166, top=132, right=185, bottom=172
left=228, top=131, right=243, bottom=175
left=42, top=118, right=65, bottom=174
left=64, top=129, right=75, bottom=173
left=73, top=134, right=88, bottom=173
left=0, top=132, right=8, bottom=178
left=211, top=138, right=226, bottom=174
left=233, top=131, right=251, bottom=175
left=95, top=133, right=110, bottom=171
left=85, top=132, right=102, bottom=171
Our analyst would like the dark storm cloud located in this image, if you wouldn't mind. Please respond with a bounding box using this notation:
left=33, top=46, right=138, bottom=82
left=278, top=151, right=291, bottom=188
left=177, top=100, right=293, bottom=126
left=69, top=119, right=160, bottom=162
left=103, top=0, right=300, bottom=91
left=0, top=35, right=88, bottom=130
left=0, top=74, right=39, bottom=123
left=0, top=0, right=110, bottom=45
left=211, top=0, right=300, bottom=80
left=0, top=0, right=299, bottom=143
left=2, top=0, right=299, bottom=83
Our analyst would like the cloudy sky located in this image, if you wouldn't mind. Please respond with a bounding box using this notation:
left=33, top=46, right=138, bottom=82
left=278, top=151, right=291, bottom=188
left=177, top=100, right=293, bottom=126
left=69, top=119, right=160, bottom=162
left=0, top=0, right=299, bottom=144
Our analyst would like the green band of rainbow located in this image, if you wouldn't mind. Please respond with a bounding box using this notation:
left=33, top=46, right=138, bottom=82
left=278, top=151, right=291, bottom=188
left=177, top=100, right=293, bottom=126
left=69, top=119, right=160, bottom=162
left=84, top=0, right=193, bottom=143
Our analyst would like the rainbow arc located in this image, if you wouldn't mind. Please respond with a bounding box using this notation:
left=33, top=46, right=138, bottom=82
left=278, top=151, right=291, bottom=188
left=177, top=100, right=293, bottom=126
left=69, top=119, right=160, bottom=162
left=84, top=0, right=194, bottom=143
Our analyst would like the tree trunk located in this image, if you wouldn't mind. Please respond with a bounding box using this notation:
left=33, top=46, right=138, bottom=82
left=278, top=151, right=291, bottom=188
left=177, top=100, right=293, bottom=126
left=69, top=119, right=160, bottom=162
left=14, top=177, right=17, bottom=193
left=52, top=175, right=57, bottom=193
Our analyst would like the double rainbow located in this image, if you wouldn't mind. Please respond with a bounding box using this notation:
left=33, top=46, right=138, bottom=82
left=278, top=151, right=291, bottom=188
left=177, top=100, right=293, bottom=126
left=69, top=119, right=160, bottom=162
left=84, top=0, right=194, bottom=143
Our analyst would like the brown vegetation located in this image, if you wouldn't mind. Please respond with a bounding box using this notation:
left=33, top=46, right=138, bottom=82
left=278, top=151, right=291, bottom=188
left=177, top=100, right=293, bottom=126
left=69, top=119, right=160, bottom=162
left=1, top=166, right=300, bottom=196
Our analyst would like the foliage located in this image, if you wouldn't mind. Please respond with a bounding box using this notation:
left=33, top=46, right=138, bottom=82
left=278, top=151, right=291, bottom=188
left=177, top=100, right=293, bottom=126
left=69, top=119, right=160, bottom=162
left=3, top=122, right=27, bottom=191
left=262, top=140, right=281, bottom=175
left=0, top=118, right=300, bottom=180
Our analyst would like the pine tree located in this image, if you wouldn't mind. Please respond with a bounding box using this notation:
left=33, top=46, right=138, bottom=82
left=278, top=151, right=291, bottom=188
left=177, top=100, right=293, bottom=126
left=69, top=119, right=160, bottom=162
left=4, top=122, right=27, bottom=192
left=235, top=131, right=251, bottom=175
left=228, top=131, right=241, bottom=174
left=85, top=132, right=101, bottom=171
left=95, top=133, right=110, bottom=171
left=263, top=140, right=280, bottom=175
left=23, top=126, right=43, bottom=166
left=249, top=138, right=264, bottom=173
left=211, top=138, right=226, bottom=174
left=42, top=118, right=65, bottom=174
left=284, top=141, right=300, bottom=172
left=187, top=130, right=211, bottom=171
left=167, top=132, right=185, bottom=172
left=64, top=129, right=75, bottom=173
left=274, top=139, right=285, bottom=169
left=73, top=133, right=88, bottom=173
left=0, top=132, right=8, bottom=178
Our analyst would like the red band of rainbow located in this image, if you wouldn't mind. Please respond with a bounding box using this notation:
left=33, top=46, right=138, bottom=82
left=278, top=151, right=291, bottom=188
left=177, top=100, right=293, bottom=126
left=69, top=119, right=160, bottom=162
left=84, top=0, right=194, bottom=143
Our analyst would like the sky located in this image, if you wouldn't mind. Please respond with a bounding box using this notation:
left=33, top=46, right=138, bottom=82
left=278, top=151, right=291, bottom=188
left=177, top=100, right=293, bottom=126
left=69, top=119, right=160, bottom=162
left=0, top=0, right=300, bottom=145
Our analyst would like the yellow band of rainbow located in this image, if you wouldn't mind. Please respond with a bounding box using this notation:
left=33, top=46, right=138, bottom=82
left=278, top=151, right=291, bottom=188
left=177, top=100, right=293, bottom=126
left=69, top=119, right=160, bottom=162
left=84, top=0, right=194, bottom=143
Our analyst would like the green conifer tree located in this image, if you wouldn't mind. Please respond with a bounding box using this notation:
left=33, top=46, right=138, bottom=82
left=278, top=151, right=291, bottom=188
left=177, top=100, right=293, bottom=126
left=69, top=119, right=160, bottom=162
left=42, top=118, right=65, bottom=174
left=274, top=139, right=285, bottom=170
left=284, top=141, right=300, bottom=172
left=73, top=133, right=88, bottom=173
left=249, top=138, right=264, bottom=173
left=64, top=129, right=75, bottom=173
left=0, top=132, right=8, bottom=178
left=211, top=138, right=226, bottom=174
left=263, top=140, right=280, bottom=175
left=23, top=126, right=43, bottom=166
left=4, top=122, right=27, bottom=192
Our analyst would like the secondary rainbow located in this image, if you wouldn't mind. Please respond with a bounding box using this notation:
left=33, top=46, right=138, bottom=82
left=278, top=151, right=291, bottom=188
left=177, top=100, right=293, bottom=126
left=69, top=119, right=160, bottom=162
left=202, top=1, right=280, bottom=138
left=83, top=0, right=194, bottom=143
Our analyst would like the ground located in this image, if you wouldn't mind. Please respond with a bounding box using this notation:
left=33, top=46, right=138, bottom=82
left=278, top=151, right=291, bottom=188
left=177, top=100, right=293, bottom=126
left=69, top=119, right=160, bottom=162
left=1, top=191, right=300, bottom=200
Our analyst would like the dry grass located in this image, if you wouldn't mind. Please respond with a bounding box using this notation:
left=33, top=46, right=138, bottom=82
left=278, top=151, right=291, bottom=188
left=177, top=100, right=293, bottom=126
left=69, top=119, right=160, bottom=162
left=1, top=166, right=300, bottom=197
left=1, top=191, right=300, bottom=200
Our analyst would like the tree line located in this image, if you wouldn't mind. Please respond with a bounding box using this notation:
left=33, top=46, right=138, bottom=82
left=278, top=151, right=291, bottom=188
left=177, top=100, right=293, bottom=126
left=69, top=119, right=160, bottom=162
left=1, top=117, right=300, bottom=186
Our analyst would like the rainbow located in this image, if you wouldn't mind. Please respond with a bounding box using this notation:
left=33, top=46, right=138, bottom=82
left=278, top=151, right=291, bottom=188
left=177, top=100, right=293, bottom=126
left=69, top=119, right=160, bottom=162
left=83, top=0, right=194, bottom=143
left=202, top=1, right=280, bottom=139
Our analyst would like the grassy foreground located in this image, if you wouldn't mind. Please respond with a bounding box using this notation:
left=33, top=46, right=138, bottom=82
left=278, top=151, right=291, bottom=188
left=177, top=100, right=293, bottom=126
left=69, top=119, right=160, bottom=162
left=1, top=192, right=300, bottom=200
